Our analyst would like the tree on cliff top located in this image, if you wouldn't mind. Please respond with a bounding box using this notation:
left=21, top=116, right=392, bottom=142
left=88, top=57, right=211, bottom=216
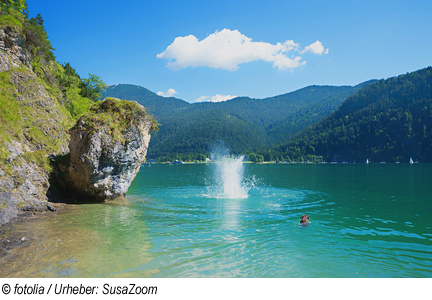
left=80, top=73, right=108, bottom=102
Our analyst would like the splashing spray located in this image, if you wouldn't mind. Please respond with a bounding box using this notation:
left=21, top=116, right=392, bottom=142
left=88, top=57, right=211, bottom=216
left=206, top=146, right=251, bottom=199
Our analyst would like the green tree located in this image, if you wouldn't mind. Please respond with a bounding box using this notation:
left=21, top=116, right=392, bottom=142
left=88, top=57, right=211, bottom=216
left=80, top=74, right=108, bottom=102
left=24, top=13, right=55, bottom=61
left=0, top=0, right=27, bottom=13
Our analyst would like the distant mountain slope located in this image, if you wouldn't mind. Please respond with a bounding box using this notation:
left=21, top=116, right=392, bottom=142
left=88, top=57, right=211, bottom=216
left=103, top=82, right=375, bottom=159
left=153, top=109, right=266, bottom=157
left=264, top=81, right=377, bottom=144
left=275, top=67, right=432, bottom=162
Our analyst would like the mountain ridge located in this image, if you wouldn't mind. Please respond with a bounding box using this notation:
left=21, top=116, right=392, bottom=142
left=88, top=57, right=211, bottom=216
left=102, top=81, right=377, bottom=159
left=272, top=67, right=432, bottom=162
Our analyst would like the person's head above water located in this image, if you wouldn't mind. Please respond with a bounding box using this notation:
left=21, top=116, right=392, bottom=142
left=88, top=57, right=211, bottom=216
left=300, top=215, right=310, bottom=224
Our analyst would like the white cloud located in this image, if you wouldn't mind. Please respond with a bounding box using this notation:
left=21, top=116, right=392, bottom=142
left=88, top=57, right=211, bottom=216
left=194, top=94, right=237, bottom=103
left=302, top=40, right=329, bottom=55
left=157, top=88, right=178, bottom=97
left=157, top=29, right=327, bottom=71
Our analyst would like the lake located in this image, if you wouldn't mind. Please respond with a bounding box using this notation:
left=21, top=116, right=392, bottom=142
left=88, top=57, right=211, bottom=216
left=1, top=162, right=432, bottom=277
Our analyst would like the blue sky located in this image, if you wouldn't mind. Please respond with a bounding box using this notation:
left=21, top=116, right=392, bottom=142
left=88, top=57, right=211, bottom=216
left=29, top=0, right=432, bottom=103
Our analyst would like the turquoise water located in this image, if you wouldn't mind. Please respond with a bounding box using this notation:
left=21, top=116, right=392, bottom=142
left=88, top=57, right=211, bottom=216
left=1, top=163, right=432, bottom=277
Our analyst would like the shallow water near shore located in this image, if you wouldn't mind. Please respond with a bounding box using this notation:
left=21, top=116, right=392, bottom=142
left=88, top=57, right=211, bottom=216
left=1, top=163, right=432, bottom=277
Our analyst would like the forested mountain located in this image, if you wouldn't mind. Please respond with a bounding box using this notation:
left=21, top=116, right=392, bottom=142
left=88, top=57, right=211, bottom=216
left=265, top=80, right=376, bottom=144
left=103, top=82, right=373, bottom=160
left=273, top=67, right=432, bottom=163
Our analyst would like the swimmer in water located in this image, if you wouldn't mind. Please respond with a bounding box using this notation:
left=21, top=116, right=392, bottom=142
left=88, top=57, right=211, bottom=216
left=300, top=214, right=310, bottom=225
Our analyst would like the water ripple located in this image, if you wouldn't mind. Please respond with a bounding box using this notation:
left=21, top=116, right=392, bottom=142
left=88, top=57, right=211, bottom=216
left=3, top=164, right=432, bottom=277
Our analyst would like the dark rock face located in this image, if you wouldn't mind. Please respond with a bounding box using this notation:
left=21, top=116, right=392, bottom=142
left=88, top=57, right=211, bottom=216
left=67, top=100, right=154, bottom=201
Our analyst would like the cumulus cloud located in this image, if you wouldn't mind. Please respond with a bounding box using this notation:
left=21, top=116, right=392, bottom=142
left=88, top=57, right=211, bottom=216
left=194, top=94, right=237, bottom=103
left=157, top=88, right=178, bottom=97
left=157, top=29, right=327, bottom=71
left=302, top=40, right=329, bottom=55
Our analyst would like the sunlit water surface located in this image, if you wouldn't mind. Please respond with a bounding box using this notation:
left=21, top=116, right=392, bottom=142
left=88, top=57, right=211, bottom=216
left=1, top=163, right=432, bottom=277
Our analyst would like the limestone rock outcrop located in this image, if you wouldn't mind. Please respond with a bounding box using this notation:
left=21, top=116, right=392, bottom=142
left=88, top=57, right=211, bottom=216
left=0, top=34, right=71, bottom=226
left=0, top=27, right=31, bottom=72
left=1, top=9, right=67, bottom=228
left=0, top=20, right=155, bottom=228
left=67, top=98, right=156, bottom=201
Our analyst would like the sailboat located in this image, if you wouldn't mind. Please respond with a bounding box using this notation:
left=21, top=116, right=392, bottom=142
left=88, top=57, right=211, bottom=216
left=409, top=157, right=414, bottom=164
left=366, top=159, right=369, bottom=164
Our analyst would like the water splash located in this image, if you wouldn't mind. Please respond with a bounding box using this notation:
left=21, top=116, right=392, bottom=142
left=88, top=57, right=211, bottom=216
left=206, top=152, right=252, bottom=199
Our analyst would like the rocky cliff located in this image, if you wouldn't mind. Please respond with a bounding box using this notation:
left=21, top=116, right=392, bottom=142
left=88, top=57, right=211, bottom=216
left=67, top=98, right=156, bottom=201
left=0, top=24, right=71, bottom=226
left=0, top=26, right=31, bottom=71
left=0, top=14, right=156, bottom=227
